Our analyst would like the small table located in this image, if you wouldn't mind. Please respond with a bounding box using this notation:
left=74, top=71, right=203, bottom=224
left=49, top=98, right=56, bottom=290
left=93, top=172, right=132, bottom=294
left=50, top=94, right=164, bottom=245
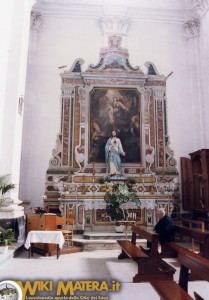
left=24, top=231, right=65, bottom=259
left=116, top=220, right=136, bottom=239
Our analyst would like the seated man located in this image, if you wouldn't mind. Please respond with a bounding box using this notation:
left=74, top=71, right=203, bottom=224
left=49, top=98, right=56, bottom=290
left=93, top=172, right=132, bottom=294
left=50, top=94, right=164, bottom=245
left=154, top=208, right=176, bottom=244
left=140, top=208, right=176, bottom=255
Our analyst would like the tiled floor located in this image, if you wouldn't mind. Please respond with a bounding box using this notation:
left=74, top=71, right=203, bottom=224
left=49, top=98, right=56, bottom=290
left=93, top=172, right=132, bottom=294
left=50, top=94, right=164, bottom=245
left=0, top=247, right=209, bottom=299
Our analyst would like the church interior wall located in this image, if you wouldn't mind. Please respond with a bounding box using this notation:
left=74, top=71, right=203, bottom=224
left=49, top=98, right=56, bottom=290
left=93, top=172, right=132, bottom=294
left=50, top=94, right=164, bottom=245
left=199, top=11, right=209, bottom=146
left=128, top=20, right=195, bottom=162
left=0, top=0, right=32, bottom=201
left=17, top=2, right=209, bottom=208
left=20, top=17, right=104, bottom=205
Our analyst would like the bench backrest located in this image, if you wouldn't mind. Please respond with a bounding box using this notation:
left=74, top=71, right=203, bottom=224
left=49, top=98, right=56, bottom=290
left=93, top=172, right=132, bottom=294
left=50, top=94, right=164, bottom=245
left=175, top=225, right=208, bottom=242
left=175, top=225, right=209, bottom=258
left=168, top=242, right=209, bottom=291
left=198, top=217, right=209, bottom=230
left=131, top=225, right=159, bottom=257
left=180, top=218, right=205, bottom=231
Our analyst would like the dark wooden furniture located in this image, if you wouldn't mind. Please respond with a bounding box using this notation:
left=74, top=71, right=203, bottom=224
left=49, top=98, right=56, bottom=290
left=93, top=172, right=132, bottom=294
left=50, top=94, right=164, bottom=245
left=194, top=291, right=204, bottom=300
left=61, top=218, right=74, bottom=247
left=161, top=224, right=209, bottom=259
left=180, top=218, right=205, bottom=252
left=151, top=242, right=209, bottom=300
left=151, top=281, right=193, bottom=300
left=117, top=225, right=175, bottom=282
left=181, top=149, right=209, bottom=211
left=116, top=220, right=136, bottom=239
left=198, top=217, right=209, bottom=230
left=26, top=213, right=64, bottom=256
left=175, top=225, right=209, bottom=258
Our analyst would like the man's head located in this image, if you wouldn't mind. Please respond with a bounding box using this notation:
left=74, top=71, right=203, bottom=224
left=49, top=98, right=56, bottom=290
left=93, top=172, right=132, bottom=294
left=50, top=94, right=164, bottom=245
left=156, top=208, right=166, bottom=220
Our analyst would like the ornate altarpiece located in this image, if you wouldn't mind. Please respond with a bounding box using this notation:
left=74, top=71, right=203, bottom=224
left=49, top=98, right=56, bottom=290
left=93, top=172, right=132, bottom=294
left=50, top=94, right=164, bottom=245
left=45, top=35, right=179, bottom=232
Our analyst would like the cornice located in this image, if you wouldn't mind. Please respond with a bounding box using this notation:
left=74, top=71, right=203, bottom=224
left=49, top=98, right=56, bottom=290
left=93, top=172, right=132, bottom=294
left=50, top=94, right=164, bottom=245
left=183, top=0, right=209, bottom=38
left=33, top=1, right=189, bottom=23
left=191, top=0, right=209, bottom=18
left=32, top=0, right=209, bottom=32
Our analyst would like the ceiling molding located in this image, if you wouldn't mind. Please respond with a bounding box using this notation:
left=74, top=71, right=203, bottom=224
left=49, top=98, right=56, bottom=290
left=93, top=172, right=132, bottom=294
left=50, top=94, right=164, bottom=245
left=33, top=1, right=191, bottom=23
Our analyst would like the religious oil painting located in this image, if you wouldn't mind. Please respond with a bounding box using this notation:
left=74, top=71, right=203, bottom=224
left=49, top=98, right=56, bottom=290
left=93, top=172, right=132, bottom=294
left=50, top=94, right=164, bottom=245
left=89, top=88, right=141, bottom=164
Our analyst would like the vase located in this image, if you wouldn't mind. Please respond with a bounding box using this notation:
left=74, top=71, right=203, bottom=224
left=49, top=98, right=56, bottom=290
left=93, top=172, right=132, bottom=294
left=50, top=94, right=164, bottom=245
left=115, top=225, right=125, bottom=233
left=0, top=245, right=9, bottom=254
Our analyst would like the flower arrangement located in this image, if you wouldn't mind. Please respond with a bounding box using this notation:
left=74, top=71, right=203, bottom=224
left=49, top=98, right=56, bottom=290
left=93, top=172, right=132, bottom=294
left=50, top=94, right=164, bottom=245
left=97, top=177, right=141, bottom=221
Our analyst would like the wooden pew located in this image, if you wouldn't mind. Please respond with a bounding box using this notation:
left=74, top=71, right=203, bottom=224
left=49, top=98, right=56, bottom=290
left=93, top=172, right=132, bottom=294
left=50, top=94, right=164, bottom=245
left=198, top=217, right=209, bottom=230
left=151, top=242, right=209, bottom=300
left=175, top=225, right=209, bottom=258
left=117, top=225, right=176, bottom=282
left=180, top=218, right=205, bottom=252
left=161, top=224, right=209, bottom=259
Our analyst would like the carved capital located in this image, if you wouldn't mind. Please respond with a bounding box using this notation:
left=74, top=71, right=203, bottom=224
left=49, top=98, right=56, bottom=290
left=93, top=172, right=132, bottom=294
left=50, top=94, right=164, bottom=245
left=100, top=17, right=130, bottom=36
left=153, top=89, right=164, bottom=100
left=183, top=18, right=200, bottom=38
left=31, top=10, right=42, bottom=31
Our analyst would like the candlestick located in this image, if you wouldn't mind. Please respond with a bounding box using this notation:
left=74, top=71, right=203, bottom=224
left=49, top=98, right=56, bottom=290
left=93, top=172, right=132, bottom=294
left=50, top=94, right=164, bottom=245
left=142, top=178, right=145, bottom=195
left=68, top=161, right=71, bottom=183
left=82, top=175, right=86, bottom=194
left=139, top=163, right=143, bottom=176
left=92, top=162, right=95, bottom=176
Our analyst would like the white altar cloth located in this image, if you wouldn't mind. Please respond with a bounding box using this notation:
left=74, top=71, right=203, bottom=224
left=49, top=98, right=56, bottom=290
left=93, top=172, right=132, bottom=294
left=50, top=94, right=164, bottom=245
left=83, top=199, right=156, bottom=210
left=24, top=231, right=65, bottom=249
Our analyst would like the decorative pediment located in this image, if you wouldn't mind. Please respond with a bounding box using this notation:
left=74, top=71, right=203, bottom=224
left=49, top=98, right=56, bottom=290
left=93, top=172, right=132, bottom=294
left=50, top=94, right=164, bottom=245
left=87, top=35, right=141, bottom=72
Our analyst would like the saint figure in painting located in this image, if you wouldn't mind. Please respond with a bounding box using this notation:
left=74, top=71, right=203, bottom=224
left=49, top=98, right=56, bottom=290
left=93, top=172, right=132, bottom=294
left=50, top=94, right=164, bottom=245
left=105, top=130, right=125, bottom=175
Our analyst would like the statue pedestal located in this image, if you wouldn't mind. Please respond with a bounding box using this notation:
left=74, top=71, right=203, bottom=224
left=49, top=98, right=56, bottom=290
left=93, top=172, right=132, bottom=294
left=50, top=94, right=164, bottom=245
left=0, top=211, right=24, bottom=219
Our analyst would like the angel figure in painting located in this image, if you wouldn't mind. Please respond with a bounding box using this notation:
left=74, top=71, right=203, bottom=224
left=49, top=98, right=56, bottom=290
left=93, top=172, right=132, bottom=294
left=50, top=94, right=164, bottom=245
left=105, top=130, right=125, bottom=175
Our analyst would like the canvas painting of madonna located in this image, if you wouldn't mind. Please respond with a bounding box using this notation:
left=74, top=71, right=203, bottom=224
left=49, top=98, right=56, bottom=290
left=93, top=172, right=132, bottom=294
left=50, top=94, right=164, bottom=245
left=89, top=88, right=141, bottom=164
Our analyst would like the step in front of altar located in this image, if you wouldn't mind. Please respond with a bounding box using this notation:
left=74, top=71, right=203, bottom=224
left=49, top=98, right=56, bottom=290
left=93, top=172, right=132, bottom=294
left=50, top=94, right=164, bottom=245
left=83, top=232, right=133, bottom=240
left=73, top=233, right=146, bottom=250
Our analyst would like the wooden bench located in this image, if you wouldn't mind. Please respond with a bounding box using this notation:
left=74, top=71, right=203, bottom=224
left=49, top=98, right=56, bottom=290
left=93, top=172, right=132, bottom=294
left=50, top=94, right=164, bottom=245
left=161, top=224, right=209, bottom=259
left=175, top=225, right=209, bottom=258
left=117, top=225, right=176, bottom=282
left=151, top=242, right=209, bottom=300
left=198, top=217, right=209, bottom=230
left=180, top=218, right=205, bottom=252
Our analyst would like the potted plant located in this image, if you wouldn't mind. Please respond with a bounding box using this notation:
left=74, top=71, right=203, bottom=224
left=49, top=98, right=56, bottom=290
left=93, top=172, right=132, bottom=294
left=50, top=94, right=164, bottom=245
left=0, top=228, right=16, bottom=253
left=97, top=177, right=107, bottom=185
left=0, top=174, right=15, bottom=205
left=102, top=178, right=140, bottom=232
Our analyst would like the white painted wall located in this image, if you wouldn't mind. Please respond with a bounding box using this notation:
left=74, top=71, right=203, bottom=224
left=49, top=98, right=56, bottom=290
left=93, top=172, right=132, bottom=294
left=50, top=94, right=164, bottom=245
left=20, top=17, right=103, bottom=205
left=199, top=10, right=209, bottom=147
left=128, top=20, right=194, bottom=163
left=0, top=0, right=13, bottom=161
left=0, top=0, right=33, bottom=200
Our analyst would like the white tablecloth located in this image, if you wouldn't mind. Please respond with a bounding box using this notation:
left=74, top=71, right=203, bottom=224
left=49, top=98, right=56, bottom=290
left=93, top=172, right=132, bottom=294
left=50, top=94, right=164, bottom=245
left=83, top=199, right=156, bottom=210
left=24, top=231, right=65, bottom=249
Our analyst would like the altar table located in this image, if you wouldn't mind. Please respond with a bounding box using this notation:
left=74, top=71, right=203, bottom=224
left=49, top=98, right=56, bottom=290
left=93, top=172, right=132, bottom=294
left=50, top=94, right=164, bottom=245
left=24, top=231, right=65, bottom=259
